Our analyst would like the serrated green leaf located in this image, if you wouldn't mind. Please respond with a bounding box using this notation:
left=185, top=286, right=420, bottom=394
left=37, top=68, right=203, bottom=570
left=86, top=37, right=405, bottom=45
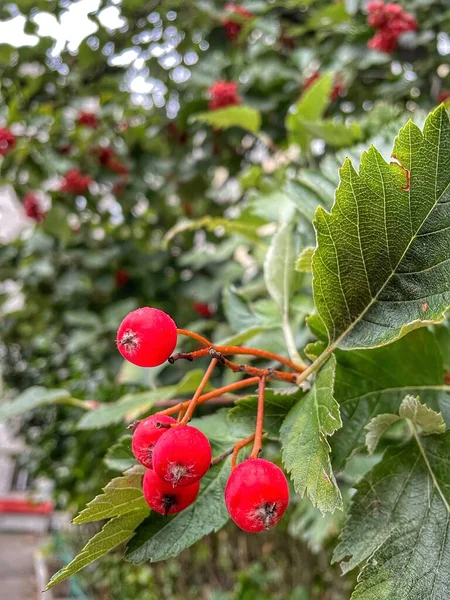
left=73, top=466, right=146, bottom=524
left=229, top=388, right=303, bottom=436
left=104, top=435, right=135, bottom=472
left=296, top=247, right=314, bottom=273
left=334, top=431, right=450, bottom=600
left=191, top=105, right=261, bottom=133
left=280, top=356, right=342, bottom=513
left=399, top=394, right=446, bottom=435
left=313, top=106, right=450, bottom=352
left=0, top=386, right=71, bottom=421
left=125, top=457, right=231, bottom=563
left=45, top=509, right=148, bottom=590
left=365, top=413, right=400, bottom=455
left=331, top=328, right=450, bottom=468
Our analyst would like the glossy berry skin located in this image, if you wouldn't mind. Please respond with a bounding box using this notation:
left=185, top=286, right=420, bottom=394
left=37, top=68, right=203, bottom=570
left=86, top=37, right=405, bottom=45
left=142, top=468, right=199, bottom=515
left=132, top=414, right=178, bottom=468
left=225, top=458, right=289, bottom=533
left=116, top=307, right=177, bottom=367
left=152, top=425, right=212, bottom=487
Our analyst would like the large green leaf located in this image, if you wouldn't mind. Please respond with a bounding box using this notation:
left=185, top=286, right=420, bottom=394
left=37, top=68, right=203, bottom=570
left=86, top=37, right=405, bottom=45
left=103, top=436, right=135, bottom=472
left=312, top=106, right=450, bottom=352
left=229, top=387, right=303, bottom=436
left=45, top=509, right=148, bottom=590
left=331, top=328, right=450, bottom=469
left=191, top=106, right=261, bottom=133
left=0, top=386, right=71, bottom=421
left=125, top=455, right=231, bottom=563
left=334, top=431, right=450, bottom=600
left=74, top=466, right=146, bottom=524
left=280, top=356, right=342, bottom=513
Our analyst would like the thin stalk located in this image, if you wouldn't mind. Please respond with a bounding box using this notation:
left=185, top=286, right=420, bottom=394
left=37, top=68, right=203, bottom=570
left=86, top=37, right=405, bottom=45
left=250, top=377, right=266, bottom=458
left=180, top=358, right=218, bottom=424
left=282, top=314, right=307, bottom=369
left=231, top=434, right=255, bottom=469
left=176, top=328, right=212, bottom=347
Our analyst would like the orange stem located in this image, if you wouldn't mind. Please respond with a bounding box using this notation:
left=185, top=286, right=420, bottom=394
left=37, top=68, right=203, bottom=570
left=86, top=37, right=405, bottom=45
left=180, top=358, right=218, bottom=424
left=176, top=328, right=212, bottom=347
left=158, top=377, right=260, bottom=417
left=250, top=377, right=266, bottom=459
left=231, top=434, right=255, bottom=469
left=216, top=353, right=298, bottom=384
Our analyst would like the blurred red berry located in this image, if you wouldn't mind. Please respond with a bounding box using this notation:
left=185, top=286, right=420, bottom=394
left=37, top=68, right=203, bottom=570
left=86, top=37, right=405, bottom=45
left=59, top=143, right=72, bottom=155
left=95, top=146, right=115, bottom=165
left=304, top=71, right=345, bottom=101
left=115, top=269, right=130, bottom=288
left=77, top=111, right=99, bottom=129
left=23, top=193, right=45, bottom=222
left=108, top=159, right=129, bottom=176
left=60, top=169, right=93, bottom=194
left=0, top=127, right=16, bottom=156
left=167, top=123, right=188, bottom=144
left=304, top=71, right=320, bottom=91
left=367, top=2, right=417, bottom=53
left=193, top=302, right=214, bottom=319
left=223, top=3, right=253, bottom=41
left=208, top=81, right=241, bottom=110
left=439, top=91, right=450, bottom=103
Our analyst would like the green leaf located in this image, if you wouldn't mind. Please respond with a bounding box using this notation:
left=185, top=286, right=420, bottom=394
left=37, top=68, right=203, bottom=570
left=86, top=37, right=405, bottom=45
left=331, top=328, right=450, bottom=468
left=333, top=431, right=450, bottom=599
left=126, top=456, right=231, bottom=563
left=301, top=120, right=361, bottom=148
left=73, top=466, right=147, bottom=524
left=365, top=413, right=401, bottom=455
left=45, top=509, right=148, bottom=590
left=229, top=388, right=303, bottom=436
left=223, top=285, right=261, bottom=333
left=398, top=394, right=446, bottom=435
left=104, top=436, right=135, bottom=472
left=164, top=215, right=265, bottom=247
left=191, top=106, right=261, bottom=133
left=280, top=356, right=343, bottom=513
left=312, top=106, right=450, bottom=352
left=0, top=386, right=71, bottom=421
left=296, top=247, right=314, bottom=273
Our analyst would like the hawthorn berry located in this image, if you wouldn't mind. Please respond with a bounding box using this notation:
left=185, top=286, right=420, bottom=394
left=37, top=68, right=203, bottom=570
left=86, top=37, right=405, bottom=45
left=131, top=414, right=177, bottom=468
left=225, top=458, right=289, bottom=533
left=143, top=468, right=200, bottom=515
left=23, top=193, right=45, bottom=222
left=60, top=169, right=93, bottom=194
left=116, top=307, right=177, bottom=367
left=0, top=127, right=16, bottom=155
left=208, top=81, right=241, bottom=111
left=223, top=3, right=253, bottom=41
left=77, top=111, right=99, bottom=129
left=152, top=425, right=212, bottom=487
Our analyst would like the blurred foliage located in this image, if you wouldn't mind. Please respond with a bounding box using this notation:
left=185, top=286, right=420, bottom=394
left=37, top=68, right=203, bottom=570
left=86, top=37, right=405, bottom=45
left=1, top=0, right=449, bottom=598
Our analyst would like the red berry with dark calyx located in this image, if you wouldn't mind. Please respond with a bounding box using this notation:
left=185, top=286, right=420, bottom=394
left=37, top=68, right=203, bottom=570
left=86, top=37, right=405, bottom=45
left=225, top=458, right=289, bottom=533
left=143, top=468, right=200, bottom=515
left=152, top=425, right=212, bottom=487
left=116, top=307, right=177, bottom=367
left=132, top=414, right=177, bottom=468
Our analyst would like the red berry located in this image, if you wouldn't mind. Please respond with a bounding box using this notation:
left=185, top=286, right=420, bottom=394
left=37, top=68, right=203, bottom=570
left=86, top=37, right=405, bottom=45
left=152, top=425, right=212, bottom=487
left=116, top=307, right=177, bottom=367
left=23, top=193, right=45, bottom=222
left=77, top=111, right=99, bottom=129
left=225, top=458, right=289, bottom=533
left=60, top=169, right=93, bottom=194
left=208, top=81, right=241, bottom=111
left=0, top=127, right=16, bottom=155
left=132, top=414, right=177, bottom=468
left=223, top=3, right=253, bottom=41
left=142, top=468, right=200, bottom=515
left=193, top=302, right=214, bottom=318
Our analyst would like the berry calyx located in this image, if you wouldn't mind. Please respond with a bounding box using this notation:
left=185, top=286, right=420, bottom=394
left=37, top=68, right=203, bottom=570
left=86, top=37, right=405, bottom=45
left=152, top=425, right=212, bottom=487
left=142, top=468, right=200, bottom=515
left=116, top=307, right=177, bottom=367
left=225, top=458, right=289, bottom=533
left=131, top=414, right=177, bottom=468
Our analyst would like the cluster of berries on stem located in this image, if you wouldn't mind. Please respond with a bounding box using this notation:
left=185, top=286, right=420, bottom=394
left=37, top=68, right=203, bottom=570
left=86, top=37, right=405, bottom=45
left=367, top=2, right=417, bottom=53
left=116, top=307, right=303, bottom=531
left=208, top=81, right=241, bottom=111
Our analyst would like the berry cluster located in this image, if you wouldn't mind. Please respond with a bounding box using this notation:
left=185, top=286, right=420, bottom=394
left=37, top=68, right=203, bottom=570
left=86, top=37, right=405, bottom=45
left=77, top=111, right=99, bottom=129
left=222, top=3, right=253, bottom=41
left=117, top=306, right=292, bottom=532
left=0, top=127, right=16, bottom=156
left=95, top=146, right=129, bottom=176
left=367, top=2, right=417, bottom=53
left=23, top=192, right=45, bottom=222
left=208, top=81, right=241, bottom=111
left=60, top=168, right=93, bottom=194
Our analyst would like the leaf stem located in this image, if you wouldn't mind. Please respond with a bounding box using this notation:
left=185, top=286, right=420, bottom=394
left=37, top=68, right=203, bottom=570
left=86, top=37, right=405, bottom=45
left=282, top=314, right=307, bottom=369
left=250, top=377, right=266, bottom=459
left=56, top=397, right=93, bottom=411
